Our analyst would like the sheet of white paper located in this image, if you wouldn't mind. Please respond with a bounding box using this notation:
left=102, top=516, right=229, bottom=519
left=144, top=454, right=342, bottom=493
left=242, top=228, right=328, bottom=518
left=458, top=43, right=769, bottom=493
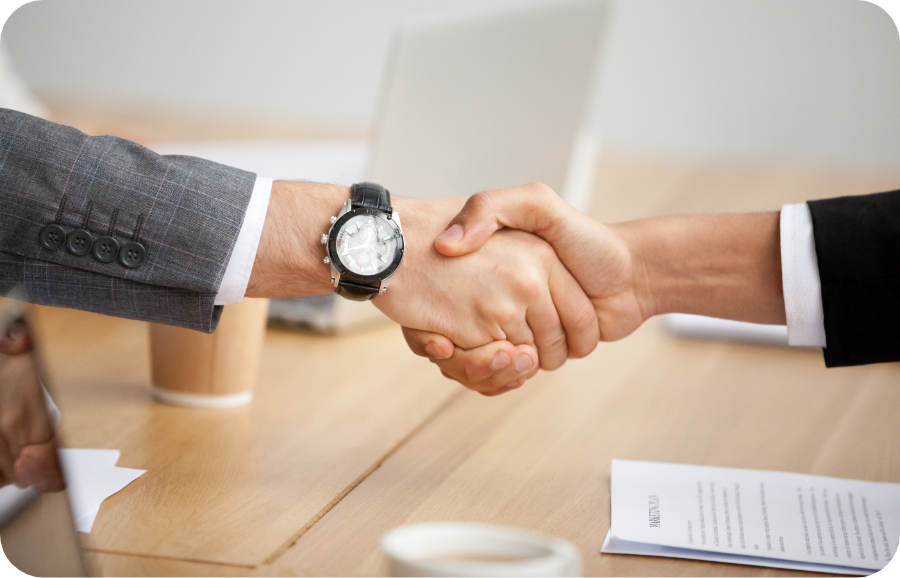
left=603, top=460, right=900, bottom=573
left=72, top=465, right=145, bottom=533
left=664, top=313, right=788, bottom=345
left=152, top=141, right=368, bottom=185
left=602, top=532, right=872, bottom=575
left=58, top=449, right=146, bottom=533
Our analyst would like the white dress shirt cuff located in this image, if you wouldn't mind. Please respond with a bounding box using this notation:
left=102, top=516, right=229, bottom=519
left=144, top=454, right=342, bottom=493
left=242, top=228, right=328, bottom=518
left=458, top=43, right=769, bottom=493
left=780, top=203, right=827, bottom=347
left=214, top=177, right=273, bottom=305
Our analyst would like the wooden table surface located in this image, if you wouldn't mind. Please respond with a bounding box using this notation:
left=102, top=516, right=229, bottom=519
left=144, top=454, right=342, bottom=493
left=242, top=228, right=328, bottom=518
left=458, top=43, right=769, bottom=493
left=23, top=157, right=900, bottom=577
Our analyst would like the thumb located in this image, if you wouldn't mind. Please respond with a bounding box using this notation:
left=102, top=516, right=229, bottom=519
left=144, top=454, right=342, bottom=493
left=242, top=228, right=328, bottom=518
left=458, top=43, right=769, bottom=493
left=434, top=193, right=504, bottom=257
left=434, top=183, right=563, bottom=257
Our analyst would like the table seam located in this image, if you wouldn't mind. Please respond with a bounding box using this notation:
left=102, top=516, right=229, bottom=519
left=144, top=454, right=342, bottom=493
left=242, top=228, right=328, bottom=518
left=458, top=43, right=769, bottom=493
left=260, top=389, right=466, bottom=566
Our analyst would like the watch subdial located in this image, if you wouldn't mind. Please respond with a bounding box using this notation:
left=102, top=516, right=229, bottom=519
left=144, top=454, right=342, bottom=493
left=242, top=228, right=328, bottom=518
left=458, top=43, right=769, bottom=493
left=353, top=249, right=373, bottom=268
left=359, top=225, right=376, bottom=243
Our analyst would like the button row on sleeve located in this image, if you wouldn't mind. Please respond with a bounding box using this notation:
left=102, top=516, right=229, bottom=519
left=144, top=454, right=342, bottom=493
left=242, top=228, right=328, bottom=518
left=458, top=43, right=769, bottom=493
left=39, top=224, right=146, bottom=269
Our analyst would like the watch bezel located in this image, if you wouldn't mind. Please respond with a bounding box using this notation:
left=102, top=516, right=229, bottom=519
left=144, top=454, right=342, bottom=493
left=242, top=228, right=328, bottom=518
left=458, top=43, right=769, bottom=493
left=327, top=208, right=405, bottom=284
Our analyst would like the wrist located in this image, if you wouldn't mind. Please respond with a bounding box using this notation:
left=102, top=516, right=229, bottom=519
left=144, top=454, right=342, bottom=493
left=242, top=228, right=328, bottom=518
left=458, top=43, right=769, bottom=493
left=608, top=220, right=661, bottom=322
left=246, top=180, right=348, bottom=299
left=613, top=213, right=784, bottom=324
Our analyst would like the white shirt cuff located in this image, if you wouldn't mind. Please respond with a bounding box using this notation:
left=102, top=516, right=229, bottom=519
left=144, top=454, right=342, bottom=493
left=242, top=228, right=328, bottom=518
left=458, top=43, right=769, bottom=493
left=780, top=203, right=827, bottom=347
left=214, top=177, right=273, bottom=305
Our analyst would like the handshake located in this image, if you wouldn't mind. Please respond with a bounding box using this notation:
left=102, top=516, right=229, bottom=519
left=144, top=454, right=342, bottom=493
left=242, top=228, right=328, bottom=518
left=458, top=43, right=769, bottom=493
left=247, top=180, right=785, bottom=397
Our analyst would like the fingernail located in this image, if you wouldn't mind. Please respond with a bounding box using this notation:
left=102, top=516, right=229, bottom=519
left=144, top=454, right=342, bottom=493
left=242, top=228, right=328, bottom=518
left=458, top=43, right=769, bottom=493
left=424, top=342, right=441, bottom=358
left=491, top=351, right=511, bottom=371
left=515, top=354, right=534, bottom=372
left=437, top=223, right=464, bottom=244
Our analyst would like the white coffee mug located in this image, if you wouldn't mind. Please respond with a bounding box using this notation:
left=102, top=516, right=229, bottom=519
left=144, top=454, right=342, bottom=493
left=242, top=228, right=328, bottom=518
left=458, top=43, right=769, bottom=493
left=382, top=522, right=582, bottom=577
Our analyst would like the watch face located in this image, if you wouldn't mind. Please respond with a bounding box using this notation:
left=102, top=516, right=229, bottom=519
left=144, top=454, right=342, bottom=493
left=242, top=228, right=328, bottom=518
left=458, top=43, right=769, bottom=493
left=334, top=213, right=402, bottom=277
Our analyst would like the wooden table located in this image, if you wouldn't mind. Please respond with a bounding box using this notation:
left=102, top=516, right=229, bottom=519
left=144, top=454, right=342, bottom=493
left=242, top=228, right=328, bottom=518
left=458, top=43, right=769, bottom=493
left=21, top=157, right=900, bottom=576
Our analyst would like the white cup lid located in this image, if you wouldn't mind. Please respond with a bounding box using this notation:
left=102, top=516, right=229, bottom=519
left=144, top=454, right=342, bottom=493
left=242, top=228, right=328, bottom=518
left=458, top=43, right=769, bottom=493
left=382, top=522, right=582, bottom=577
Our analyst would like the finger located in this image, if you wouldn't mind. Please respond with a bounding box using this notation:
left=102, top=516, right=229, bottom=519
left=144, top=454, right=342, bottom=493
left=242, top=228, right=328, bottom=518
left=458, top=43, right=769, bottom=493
left=14, top=442, right=65, bottom=493
left=435, top=345, right=538, bottom=395
left=435, top=183, right=564, bottom=257
left=401, top=327, right=454, bottom=360
left=435, top=343, right=539, bottom=392
left=498, top=306, right=534, bottom=355
left=525, top=286, right=568, bottom=371
left=481, top=376, right=527, bottom=397
left=0, top=320, right=32, bottom=356
left=548, top=259, right=600, bottom=359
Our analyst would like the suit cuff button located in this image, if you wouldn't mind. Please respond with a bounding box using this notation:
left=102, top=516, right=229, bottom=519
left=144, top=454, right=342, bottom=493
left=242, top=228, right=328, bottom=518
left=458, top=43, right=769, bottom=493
left=118, top=241, right=146, bottom=268
left=66, top=229, right=93, bottom=256
left=92, top=236, right=120, bottom=263
left=39, top=224, right=66, bottom=251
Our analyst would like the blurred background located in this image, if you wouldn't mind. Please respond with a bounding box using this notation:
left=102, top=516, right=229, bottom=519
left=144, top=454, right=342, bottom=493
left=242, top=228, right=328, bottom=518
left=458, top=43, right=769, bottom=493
left=2, top=0, right=899, bottom=172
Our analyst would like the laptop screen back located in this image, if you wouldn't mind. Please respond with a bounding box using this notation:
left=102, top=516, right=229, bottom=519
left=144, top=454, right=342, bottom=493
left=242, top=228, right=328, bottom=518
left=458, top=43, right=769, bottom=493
left=0, top=290, right=88, bottom=577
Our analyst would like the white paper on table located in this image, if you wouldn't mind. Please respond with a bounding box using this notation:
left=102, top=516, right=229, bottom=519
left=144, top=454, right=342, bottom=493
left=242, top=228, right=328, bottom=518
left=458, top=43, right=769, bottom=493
left=602, top=460, right=900, bottom=575
left=58, top=449, right=145, bottom=533
left=663, top=313, right=789, bottom=345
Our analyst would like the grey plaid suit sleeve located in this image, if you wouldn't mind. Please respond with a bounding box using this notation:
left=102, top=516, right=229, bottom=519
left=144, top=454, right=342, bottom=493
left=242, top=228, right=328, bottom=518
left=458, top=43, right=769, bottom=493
left=0, top=109, right=257, bottom=332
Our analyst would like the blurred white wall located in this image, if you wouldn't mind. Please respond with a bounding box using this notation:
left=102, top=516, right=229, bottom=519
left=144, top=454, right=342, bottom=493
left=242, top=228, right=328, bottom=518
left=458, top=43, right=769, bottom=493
left=594, top=0, right=900, bottom=172
left=2, top=0, right=899, bottom=171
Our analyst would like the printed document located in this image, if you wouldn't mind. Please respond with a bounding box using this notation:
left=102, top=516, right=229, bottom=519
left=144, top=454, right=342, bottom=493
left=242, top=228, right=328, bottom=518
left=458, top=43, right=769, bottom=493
left=602, top=460, right=900, bottom=574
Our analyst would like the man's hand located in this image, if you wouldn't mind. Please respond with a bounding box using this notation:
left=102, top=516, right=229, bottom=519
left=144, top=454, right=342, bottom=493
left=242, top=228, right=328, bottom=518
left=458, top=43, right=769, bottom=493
left=432, top=183, right=648, bottom=341
left=0, top=320, right=65, bottom=493
left=377, top=197, right=599, bottom=374
left=405, top=182, right=783, bottom=393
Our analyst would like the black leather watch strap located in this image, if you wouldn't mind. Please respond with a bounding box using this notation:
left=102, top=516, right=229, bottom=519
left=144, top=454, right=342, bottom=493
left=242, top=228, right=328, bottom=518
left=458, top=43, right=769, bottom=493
left=351, top=182, right=392, bottom=213
left=336, top=280, right=380, bottom=301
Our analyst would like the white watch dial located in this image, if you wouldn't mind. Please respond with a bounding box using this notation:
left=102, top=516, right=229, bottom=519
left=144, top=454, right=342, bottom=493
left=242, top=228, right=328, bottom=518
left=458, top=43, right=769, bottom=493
left=335, top=214, right=400, bottom=276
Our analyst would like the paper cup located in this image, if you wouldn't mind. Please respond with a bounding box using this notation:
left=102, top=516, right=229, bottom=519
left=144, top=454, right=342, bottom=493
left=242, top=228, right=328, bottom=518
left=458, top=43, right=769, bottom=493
left=382, top=522, right=582, bottom=577
left=149, top=298, right=269, bottom=408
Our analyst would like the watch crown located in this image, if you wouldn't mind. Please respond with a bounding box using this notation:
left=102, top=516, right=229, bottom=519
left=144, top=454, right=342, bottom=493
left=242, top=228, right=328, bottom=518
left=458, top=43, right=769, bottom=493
left=323, top=257, right=331, bottom=264
left=330, top=216, right=338, bottom=224
left=320, top=234, right=328, bottom=244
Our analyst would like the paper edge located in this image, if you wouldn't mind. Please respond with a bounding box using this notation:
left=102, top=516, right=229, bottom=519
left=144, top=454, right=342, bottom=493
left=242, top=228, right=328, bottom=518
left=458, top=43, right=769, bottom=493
left=601, top=531, right=875, bottom=575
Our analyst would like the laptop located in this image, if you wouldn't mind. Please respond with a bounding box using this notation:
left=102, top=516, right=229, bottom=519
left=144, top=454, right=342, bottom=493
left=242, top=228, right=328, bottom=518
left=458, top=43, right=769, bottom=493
left=368, top=0, right=610, bottom=209
left=0, top=289, right=89, bottom=577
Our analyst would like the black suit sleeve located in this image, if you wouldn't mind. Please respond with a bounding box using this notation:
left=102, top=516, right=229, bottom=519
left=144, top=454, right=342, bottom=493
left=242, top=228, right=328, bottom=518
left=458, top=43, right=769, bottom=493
left=807, top=190, right=900, bottom=367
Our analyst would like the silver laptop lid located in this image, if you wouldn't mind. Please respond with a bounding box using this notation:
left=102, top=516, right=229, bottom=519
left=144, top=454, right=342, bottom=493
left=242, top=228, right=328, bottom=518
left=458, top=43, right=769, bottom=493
left=368, top=0, right=611, bottom=211
left=0, top=288, right=88, bottom=577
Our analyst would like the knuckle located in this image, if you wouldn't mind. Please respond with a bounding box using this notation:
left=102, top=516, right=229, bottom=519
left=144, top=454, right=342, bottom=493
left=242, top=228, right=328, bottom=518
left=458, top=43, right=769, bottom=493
left=543, top=329, right=568, bottom=355
left=567, top=306, right=600, bottom=359
left=489, top=303, right=520, bottom=328
left=517, top=276, right=544, bottom=302
left=469, top=191, right=495, bottom=213
left=0, top=413, right=25, bottom=436
left=527, top=182, right=554, bottom=198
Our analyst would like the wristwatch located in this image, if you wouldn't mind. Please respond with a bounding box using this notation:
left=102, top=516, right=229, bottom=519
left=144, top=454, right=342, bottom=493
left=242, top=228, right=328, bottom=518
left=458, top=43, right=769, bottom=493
left=321, top=182, right=405, bottom=301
